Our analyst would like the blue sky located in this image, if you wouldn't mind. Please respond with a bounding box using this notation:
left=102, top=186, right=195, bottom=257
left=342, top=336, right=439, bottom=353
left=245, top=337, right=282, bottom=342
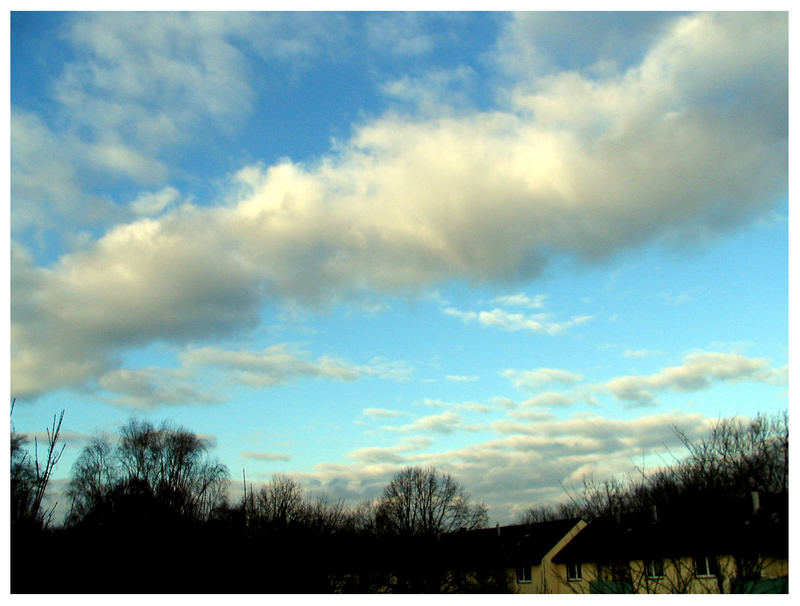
left=9, top=11, right=788, bottom=523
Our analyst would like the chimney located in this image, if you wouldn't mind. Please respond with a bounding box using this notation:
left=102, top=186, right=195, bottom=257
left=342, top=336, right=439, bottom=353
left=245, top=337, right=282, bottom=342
left=751, top=491, right=760, bottom=514
left=650, top=504, right=658, bottom=524
left=496, top=523, right=501, bottom=537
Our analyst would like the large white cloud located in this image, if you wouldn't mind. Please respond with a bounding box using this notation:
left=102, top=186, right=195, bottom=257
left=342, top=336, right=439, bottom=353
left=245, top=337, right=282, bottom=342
left=11, top=12, right=787, bottom=400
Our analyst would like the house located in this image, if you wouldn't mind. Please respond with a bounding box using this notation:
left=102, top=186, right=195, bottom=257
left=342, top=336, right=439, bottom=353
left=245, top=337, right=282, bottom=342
left=550, top=492, right=788, bottom=594
left=437, top=517, right=586, bottom=592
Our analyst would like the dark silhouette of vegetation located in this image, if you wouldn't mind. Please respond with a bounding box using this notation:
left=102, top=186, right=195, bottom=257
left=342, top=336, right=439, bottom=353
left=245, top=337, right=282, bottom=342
left=10, top=410, right=786, bottom=593
left=11, top=403, right=66, bottom=531
left=520, top=411, right=789, bottom=525
left=376, top=466, right=488, bottom=537
left=66, top=418, right=229, bottom=527
left=522, top=411, right=789, bottom=594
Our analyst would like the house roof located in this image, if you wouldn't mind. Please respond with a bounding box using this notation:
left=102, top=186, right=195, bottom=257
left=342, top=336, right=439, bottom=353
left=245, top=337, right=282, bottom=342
left=441, top=518, right=583, bottom=567
left=551, top=493, right=788, bottom=564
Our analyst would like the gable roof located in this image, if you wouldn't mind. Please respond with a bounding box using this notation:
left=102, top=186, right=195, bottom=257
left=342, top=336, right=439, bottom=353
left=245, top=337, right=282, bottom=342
left=552, top=493, right=787, bottom=564
left=442, top=518, right=583, bottom=568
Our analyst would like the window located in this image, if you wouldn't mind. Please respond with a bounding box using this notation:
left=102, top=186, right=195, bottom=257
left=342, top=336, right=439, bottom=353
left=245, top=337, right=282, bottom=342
left=515, top=566, right=532, bottom=583
left=694, top=556, right=718, bottom=578
left=567, top=563, right=583, bottom=581
left=646, top=559, right=664, bottom=578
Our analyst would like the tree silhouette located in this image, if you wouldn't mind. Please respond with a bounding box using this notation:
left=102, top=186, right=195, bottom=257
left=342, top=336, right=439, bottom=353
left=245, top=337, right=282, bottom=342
left=377, top=466, right=488, bottom=538
left=11, top=405, right=66, bottom=530
left=67, top=418, right=228, bottom=527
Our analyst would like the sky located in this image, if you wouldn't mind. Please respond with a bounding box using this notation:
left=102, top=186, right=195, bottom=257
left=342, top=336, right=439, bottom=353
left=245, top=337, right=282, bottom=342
left=8, top=10, right=789, bottom=524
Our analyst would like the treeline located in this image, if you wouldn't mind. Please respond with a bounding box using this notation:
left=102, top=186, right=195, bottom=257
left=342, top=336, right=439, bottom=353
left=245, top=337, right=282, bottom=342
left=11, top=416, right=487, bottom=592
left=519, top=411, right=788, bottom=524
left=11, top=410, right=788, bottom=593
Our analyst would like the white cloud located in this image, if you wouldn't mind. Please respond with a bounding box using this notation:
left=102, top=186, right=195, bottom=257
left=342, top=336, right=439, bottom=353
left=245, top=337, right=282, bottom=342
left=362, top=408, right=403, bottom=419
left=423, top=398, right=493, bottom=414
left=365, top=12, right=436, bottom=58
left=445, top=306, right=593, bottom=335
left=56, top=12, right=256, bottom=149
left=346, top=435, right=435, bottom=465
left=362, top=357, right=415, bottom=382
left=658, top=291, right=693, bottom=305
left=241, top=451, right=292, bottom=462
left=97, top=366, right=222, bottom=410
left=299, top=409, right=715, bottom=522
left=446, top=374, right=478, bottom=382
left=502, top=367, right=584, bottom=391
left=386, top=411, right=464, bottom=435
left=520, top=392, right=575, bottom=408
left=181, top=345, right=362, bottom=388
left=19, top=429, right=90, bottom=446
left=623, top=348, right=665, bottom=359
left=11, top=12, right=787, bottom=400
left=10, top=111, right=123, bottom=235
left=11, top=13, right=350, bottom=243
left=131, top=187, right=181, bottom=216
left=382, top=66, right=478, bottom=115
left=492, top=293, right=546, bottom=308
left=492, top=12, right=679, bottom=93
left=600, top=351, right=786, bottom=405
left=346, top=447, right=407, bottom=464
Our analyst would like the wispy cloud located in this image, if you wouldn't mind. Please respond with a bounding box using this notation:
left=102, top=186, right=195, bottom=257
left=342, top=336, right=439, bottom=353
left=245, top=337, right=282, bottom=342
left=623, top=348, right=665, bottom=359
left=346, top=435, right=433, bottom=464
left=520, top=392, right=576, bottom=408
left=131, top=186, right=182, bottom=217
left=362, top=357, right=415, bottom=382
left=300, top=409, right=714, bottom=521
left=600, top=351, right=787, bottom=406
left=365, top=12, right=436, bottom=58
left=98, top=367, right=223, bottom=410
left=445, top=306, right=593, bottom=335
left=241, top=451, right=292, bottom=462
left=182, top=345, right=362, bottom=388
left=492, top=293, right=546, bottom=308
left=658, top=291, right=693, bottom=305
left=384, top=411, right=465, bottom=435
left=362, top=408, right=403, bottom=419
left=423, top=398, right=492, bottom=414
left=446, top=374, right=478, bottom=382
left=502, top=367, right=584, bottom=392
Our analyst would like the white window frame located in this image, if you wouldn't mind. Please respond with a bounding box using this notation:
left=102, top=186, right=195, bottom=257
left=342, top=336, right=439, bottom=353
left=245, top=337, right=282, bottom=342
left=694, top=556, right=716, bottom=578
left=567, top=563, right=582, bottom=581
left=515, top=565, right=532, bottom=584
left=646, top=559, right=665, bottom=579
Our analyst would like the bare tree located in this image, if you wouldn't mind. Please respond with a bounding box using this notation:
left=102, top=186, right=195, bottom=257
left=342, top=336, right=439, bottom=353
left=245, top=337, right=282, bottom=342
left=672, top=411, right=788, bottom=499
left=66, top=435, right=117, bottom=524
left=67, top=418, right=229, bottom=525
left=252, top=473, right=305, bottom=528
left=377, top=466, right=488, bottom=537
left=11, top=405, right=66, bottom=530
left=539, top=411, right=788, bottom=594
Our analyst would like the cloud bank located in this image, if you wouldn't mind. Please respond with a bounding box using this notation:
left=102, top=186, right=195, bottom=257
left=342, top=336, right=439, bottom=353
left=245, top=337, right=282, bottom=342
left=11, top=12, right=787, bottom=400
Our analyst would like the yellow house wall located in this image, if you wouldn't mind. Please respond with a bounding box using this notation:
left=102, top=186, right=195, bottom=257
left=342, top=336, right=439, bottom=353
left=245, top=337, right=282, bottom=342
left=546, top=554, right=788, bottom=594
left=761, top=557, right=789, bottom=580
left=508, top=519, right=589, bottom=594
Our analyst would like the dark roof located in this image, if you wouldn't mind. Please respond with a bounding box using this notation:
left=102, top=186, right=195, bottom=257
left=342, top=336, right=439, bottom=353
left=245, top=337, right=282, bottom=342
left=552, top=494, right=788, bottom=564
left=441, top=518, right=583, bottom=567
